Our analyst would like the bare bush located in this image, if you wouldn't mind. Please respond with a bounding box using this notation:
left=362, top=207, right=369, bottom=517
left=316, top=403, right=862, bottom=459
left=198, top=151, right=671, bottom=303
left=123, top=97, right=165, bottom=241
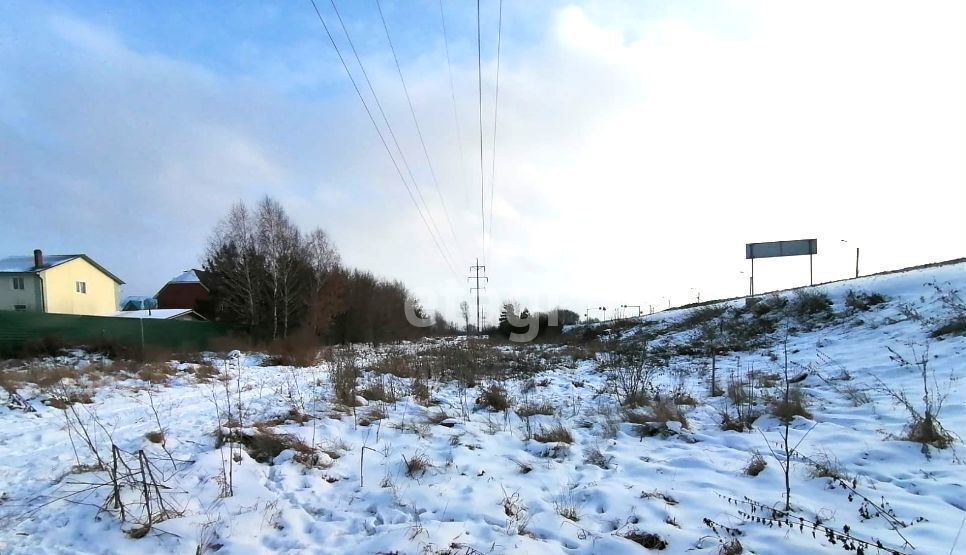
left=770, top=386, right=812, bottom=422
left=359, top=377, right=399, bottom=403
left=789, top=289, right=833, bottom=320
left=584, top=445, right=611, bottom=469
left=476, top=383, right=512, bottom=412
left=877, top=345, right=955, bottom=452
left=744, top=453, right=766, bottom=476
left=329, top=350, right=359, bottom=406
left=845, top=290, right=887, bottom=312
left=604, top=342, right=656, bottom=407
left=806, top=451, right=851, bottom=481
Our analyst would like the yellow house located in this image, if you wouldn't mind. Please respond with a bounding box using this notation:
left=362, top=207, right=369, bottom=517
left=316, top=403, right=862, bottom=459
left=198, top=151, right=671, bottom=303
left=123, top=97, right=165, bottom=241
left=0, top=250, right=123, bottom=316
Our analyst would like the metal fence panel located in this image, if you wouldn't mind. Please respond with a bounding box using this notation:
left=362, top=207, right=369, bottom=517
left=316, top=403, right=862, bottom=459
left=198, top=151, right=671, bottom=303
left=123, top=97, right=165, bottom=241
left=0, top=311, right=235, bottom=354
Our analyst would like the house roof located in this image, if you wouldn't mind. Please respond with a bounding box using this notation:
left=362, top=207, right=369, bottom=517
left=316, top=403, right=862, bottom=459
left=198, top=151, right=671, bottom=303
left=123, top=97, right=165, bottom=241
left=170, top=269, right=202, bottom=283
left=157, top=269, right=211, bottom=296
left=0, top=254, right=124, bottom=284
left=109, top=309, right=207, bottom=320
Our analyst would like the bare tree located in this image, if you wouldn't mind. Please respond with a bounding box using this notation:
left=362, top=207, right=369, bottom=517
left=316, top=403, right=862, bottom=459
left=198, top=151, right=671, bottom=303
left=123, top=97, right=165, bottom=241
left=256, top=197, right=305, bottom=339
left=205, top=202, right=262, bottom=335
left=305, top=227, right=341, bottom=280
left=304, top=227, right=342, bottom=339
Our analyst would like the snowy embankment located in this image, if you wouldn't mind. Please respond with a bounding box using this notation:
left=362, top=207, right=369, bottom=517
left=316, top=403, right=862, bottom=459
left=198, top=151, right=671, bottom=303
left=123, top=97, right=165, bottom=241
left=0, top=262, right=964, bottom=554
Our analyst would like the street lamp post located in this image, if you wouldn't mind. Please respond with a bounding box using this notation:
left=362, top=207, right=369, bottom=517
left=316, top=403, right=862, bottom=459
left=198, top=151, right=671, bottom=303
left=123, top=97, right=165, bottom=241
left=621, top=304, right=643, bottom=318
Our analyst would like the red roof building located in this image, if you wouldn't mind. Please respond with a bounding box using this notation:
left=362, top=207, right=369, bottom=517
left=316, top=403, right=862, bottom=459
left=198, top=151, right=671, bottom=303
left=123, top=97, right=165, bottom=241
left=155, top=269, right=214, bottom=318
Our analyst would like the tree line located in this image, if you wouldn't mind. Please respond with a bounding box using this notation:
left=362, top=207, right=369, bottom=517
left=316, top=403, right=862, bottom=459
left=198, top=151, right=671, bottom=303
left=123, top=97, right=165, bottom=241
left=203, top=196, right=455, bottom=345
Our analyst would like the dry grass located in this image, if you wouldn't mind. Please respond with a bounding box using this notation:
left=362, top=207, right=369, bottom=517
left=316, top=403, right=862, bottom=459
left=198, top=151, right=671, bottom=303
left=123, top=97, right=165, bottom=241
left=371, top=351, right=421, bottom=379
left=905, top=414, right=954, bottom=449
left=719, top=538, right=743, bottom=554
left=516, top=401, right=555, bottom=418
left=264, top=333, right=322, bottom=367
left=640, top=490, right=678, bottom=505
left=807, top=452, right=851, bottom=481
left=189, top=363, right=220, bottom=381
left=359, top=404, right=387, bottom=426
left=553, top=492, right=581, bottom=521
left=23, top=365, right=81, bottom=388
left=0, top=369, right=20, bottom=394
left=330, top=353, right=359, bottom=406
left=744, top=453, right=767, bottom=476
left=135, top=363, right=178, bottom=384
left=222, top=428, right=317, bottom=465
left=403, top=452, right=430, bottom=477
left=770, top=387, right=812, bottom=422
left=410, top=378, right=431, bottom=404
left=672, top=390, right=698, bottom=406
left=318, top=437, right=351, bottom=460
left=584, top=445, right=611, bottom=469
left=623, top=530, right=668, bottom=550
left=842, top=384, right=872, bottom=406
left=726, top=380, right=751, bottom=405
left=255, top=408, right=311, bottom=427
left=359, top=379, right=399, bottom=403
left=144, top=430, right=165, bottom=444
left=43, top=390, right=94, bottom=409
left=649, top=398, right=689, bottom=429
left=475, top=383, right=512, bottom=412
left=533, top=423, right=574, bottom=444
left=719, top=409, right=761, bottom=432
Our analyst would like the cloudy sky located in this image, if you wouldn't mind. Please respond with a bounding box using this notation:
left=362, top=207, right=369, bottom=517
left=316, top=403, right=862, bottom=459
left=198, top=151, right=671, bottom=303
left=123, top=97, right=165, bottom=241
left=1, top=0, right=962, bottom=322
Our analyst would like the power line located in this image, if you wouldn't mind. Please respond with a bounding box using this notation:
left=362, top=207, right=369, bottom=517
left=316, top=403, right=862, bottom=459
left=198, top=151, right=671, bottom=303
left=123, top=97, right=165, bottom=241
left=375, top=0, right=465, bottom=263
left=438, top=0, right=471, bottom=207
left=476, top=0, right=485, bottom=256
left=308, top=0, right=459, bottom=278
left=325, top=0, right=461, bottom=272
left=487, top=0, right=503, bottom=262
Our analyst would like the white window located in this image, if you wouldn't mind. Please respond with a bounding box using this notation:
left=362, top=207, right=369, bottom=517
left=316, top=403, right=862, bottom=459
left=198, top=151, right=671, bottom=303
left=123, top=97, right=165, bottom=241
left=76, top=281, right=87, bottom=294
left=14, top=304, right=27, bottom=311
left=12, top=277, right=24, bottom=290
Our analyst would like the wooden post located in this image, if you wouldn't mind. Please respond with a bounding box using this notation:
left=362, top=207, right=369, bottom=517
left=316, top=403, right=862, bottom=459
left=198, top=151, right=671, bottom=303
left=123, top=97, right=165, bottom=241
left=855, top=247, right=860, bottom=278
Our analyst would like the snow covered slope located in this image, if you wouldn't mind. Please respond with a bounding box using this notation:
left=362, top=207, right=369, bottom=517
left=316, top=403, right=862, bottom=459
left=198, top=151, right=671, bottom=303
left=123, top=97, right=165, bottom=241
left=0, top=262, right=963, bottom=554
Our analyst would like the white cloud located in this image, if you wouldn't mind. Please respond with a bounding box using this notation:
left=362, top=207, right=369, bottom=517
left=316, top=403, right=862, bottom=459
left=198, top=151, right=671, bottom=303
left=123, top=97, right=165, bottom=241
left=0, top=1, right=960, bottom=321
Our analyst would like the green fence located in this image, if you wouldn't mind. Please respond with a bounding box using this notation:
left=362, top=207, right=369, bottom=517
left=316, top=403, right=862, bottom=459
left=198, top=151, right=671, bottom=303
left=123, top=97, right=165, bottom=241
left=0, top=311, right=236, bottom=355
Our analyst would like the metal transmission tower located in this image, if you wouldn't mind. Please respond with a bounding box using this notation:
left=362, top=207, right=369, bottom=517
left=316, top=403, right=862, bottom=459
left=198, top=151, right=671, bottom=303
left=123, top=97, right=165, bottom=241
left=468, top=258, right=488, bottom=335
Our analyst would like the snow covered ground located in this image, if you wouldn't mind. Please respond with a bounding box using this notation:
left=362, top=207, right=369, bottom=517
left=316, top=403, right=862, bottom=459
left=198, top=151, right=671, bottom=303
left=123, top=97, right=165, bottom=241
left=1, top=262, right=964, bottom=554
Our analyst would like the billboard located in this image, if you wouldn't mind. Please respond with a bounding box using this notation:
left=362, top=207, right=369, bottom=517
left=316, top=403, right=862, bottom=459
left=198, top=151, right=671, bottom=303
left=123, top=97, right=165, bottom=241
left=746, top=239, right=817, bottom=260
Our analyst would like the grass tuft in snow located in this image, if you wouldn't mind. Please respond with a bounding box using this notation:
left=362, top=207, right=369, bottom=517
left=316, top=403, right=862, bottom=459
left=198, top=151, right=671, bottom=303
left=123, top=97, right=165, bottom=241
left=533, top=423, right=574, bottom=444
left=769, top=386, right=812, bottom=422
left=402, top=452, right=430, bottom=477
left=622, top=529, right=668, bottom=550
left=743, top=452, right=767, bottom=477
left=476, top=383, right=512, bottom=411
left=516, top=400, right=555, bottom=418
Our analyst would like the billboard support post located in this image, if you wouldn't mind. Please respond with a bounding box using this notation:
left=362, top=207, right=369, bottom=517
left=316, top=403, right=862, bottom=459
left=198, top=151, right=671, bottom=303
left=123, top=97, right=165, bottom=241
left=745, top=238, right=818, bottom=296
left=750, top=258, right=755, bottom=296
